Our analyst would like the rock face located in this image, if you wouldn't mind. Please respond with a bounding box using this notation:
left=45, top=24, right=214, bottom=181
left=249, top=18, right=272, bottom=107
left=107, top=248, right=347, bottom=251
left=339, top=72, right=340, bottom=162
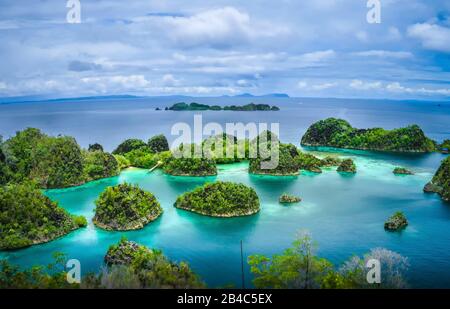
left=104, top=239, right=205, bottom=288
left=384, top=212, right=408, bottom=231
left=301, top=118, right=436, bottom=152
left=174, top=181, right=260, bottom=217
left=423, top=157, right=449, bottom=202
left=279, top=194, right=302, bottom=204
left=393, top=167, right=414, bottom=175
left=93, top=183, right=163, bottom=231
left=337, top=159, right=356, bottom=173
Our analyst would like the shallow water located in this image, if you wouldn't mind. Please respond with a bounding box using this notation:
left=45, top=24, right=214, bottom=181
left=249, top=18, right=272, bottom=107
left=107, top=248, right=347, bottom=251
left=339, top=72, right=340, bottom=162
left=1, top=151, right=449, bottom=288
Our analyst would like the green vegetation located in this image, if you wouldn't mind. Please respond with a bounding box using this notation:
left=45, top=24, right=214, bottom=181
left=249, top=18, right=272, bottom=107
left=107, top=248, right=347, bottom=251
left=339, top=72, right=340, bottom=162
left=320, top=156, right=342, bottom=167
left=295, top=152, right=322, bottom=173
left=83, top=150, right=119, bottom=181
left=0, top=128, right=118, bottom=188
left=0, top=182, right=86, bottom=250
left=93, top=183, right=163, bottom=231
left=337, top=159, right=356, bottom=173
left=249, top=232, right=409, bottom=289
left=112, top=138, right=148, bottom=155
left=393, top=167, right=414, bottom=175
left=166, top=102, right=280, bottom=111
left=439, top=139, right=450, bottom=151
left=113, top=154, right=131, bottom=170
left=164, top=146, right=217, bottom=176
left=249, top=132, right=299, bottom=176
left=148, top=134, right=169, bottom=153
left=0, top=253, right=78, bottom=288
left=88, top=143, right=104, bottom=152
left=0, top=240, right=205, bottom=289
left=103, top=238, right=205, bottom=288
left=203, top=134, right=248, bottom=164
left=301, top=118, right=436, bottom=152
left=279, top=194, right=301, bottom=204
left=175, top=181, right=260, bottom=217
left=384, top=211, right=408, bottom=231
left=424, top=157, right=450, bottom=202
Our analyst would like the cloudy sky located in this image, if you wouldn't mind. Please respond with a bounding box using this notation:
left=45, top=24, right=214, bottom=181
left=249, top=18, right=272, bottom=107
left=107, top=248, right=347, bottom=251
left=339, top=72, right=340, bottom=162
left=0, top=0, right=449, bottom=99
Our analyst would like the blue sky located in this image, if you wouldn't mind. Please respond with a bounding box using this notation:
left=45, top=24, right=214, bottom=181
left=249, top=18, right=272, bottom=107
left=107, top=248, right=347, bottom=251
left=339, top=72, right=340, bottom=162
left=0, top=0, right=449, bottom=100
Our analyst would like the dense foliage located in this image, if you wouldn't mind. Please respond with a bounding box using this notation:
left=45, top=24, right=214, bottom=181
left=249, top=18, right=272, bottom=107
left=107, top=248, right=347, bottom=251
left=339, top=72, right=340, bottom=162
left=0, top=253, right=78, bottom=288
left=93, top=183, right=162, bottom=230
left=424, top=157, right=450, bottom=202
left=166, top=102, right=280, bottom=111
left=384, top=211, right=408, bottom=231
left=148, top=134, right=169, bottom=153
left=88, top=143, right=104, bottom=152
left=337, top=159, right=356, bottom=173
left=163, top=150, right=217, bottom=176
left=301, top=118, right=436, bottom=152
left=175, top=181, right=260, bottom=217
left=112, top=138, right=148, bottom=155
left=202, top=134, right=248, bottom=164
left=103, top=238, right=205, bottom=288
left=0, top=182, right=86, bottom=250
left=1, top=128, right=118, bottom=188
left=249, top=132, right=299, bottom=175
left=439, top=139, right=450, bottom=151
left=249, top=232, right=409, bottom=289
left=83, top=150, right=119, bottom=181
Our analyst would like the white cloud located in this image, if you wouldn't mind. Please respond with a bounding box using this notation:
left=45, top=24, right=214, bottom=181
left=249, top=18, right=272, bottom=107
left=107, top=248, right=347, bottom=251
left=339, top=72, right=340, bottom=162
left=154, top=7, right=287, bottom=48
left=81, top=75, right=151, bottom=93
left=352, top=50, right=413, bottom=59
left=297, top=80, right=337, bottom=91
left=162, top=74, right=180, bottom=86
left=407, top=23, right=450, bottom=52
left=350, top=80, right=382, bottom=90
left=386, top=82, right=450, bottom=95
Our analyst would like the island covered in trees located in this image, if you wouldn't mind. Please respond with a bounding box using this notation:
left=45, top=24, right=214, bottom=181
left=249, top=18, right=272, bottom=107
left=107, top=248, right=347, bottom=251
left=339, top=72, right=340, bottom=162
left=424, top=157, right=449, bottom=202
left=174, top=181, right=260, bottom=217
left=166, top=102, right=280, bottom=111
left=0, top=182, right=86, bottom=250
left=93, top=183, right=163, bottom=231
left=301, top=118, right=436, bottom=152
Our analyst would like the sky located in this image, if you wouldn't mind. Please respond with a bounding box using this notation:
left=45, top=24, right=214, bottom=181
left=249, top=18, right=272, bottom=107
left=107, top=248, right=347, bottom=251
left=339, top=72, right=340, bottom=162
left=0, top=0, right=449, bottom=100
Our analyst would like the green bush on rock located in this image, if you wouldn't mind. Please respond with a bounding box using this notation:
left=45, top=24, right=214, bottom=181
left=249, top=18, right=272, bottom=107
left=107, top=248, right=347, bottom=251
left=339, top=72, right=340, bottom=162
left=104, top=238, right=205, bottom=288
left=175, top=181, right=260, bottom=217
left=424, top=157, right=450, bottom=202
left=301, top=118, right=436, bottom=152
left=384, top=212, right=408, bottom=231
left=279, top=194, right=302, bottom=204
left=393, top=167, right=414, bottom=175
left=93, top=183, right=162, bottom=231
left=337, top=159, right=356, bottom=173
left=0, top=182, right=86, bottom=250
left=112, top=139, right=148, bottom=155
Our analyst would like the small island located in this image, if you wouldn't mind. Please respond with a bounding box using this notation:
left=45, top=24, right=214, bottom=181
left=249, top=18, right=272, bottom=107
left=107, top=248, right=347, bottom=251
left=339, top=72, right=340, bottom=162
left=279, top=194, right=302, bottom=204
left=393, top=167, right=414, bottom=175
left=0, top=183, right=86, bottom=250
left=164, top=157, right=217, bottom=176
left=249, top=133, right=299, bottom=176
left=166, top=102, right=280, bottom=111
left=93, top=183, right=163, bottom=231
left=174, top=182, right=260, bottom=217
left=104, top=238, right=205, bottom=288
left=301, top=118, right=436, bottom=152
left=337, top=159, right=356, bottom=173
left=423, top=157, right=449, bottom=202
left=384, top=211, right=408, bottom=231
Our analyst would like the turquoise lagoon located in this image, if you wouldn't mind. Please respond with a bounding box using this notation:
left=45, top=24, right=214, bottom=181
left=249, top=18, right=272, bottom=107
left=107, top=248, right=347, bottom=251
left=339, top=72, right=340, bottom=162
left=1, top=150, right=449, bottom=288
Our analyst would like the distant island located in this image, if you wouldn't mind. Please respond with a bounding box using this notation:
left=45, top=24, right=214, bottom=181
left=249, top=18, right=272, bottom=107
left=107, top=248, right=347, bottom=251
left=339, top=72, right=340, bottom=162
left=166, top=102, right=280, bottom=111
left=301, top=118, right=436, bottom=153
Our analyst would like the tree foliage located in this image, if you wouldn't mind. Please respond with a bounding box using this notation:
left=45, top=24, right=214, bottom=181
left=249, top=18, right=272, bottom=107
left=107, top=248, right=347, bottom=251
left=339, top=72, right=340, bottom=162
left=0, top=182, right=85, bottom=250
left=301, top=118, right=436, bottom=152
left=424, top=157, right=450, bottom=202
left=148, top=134, right=169, bottom=153
left=93, top=183, right=162, bottom=231
left=175, top=181, right=260, bottom=217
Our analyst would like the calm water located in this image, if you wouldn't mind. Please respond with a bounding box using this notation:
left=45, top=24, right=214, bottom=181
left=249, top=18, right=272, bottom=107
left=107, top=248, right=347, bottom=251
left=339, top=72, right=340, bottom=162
left=0, top=97, right=449, bottom=288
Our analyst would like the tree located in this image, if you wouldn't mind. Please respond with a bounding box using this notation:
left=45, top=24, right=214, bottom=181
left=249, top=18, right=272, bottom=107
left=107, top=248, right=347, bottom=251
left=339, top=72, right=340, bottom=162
left=148, top=135, right=169, bottom=153
left=248, top=231, right=336, bottom=289
left=88, top=143, right=104, bottom=152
